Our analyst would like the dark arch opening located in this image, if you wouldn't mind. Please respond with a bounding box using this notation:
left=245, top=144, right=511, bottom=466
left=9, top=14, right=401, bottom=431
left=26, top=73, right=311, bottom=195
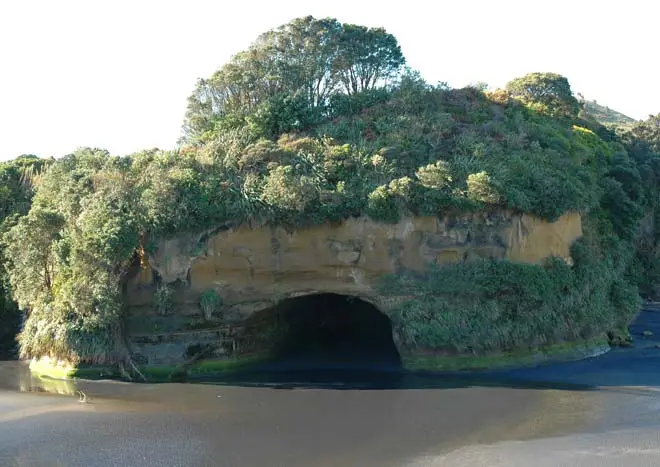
left=259, top=293, right=401, bottom=370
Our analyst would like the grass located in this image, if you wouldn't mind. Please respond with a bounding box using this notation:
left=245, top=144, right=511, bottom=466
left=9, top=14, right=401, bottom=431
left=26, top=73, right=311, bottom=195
left=401, top=335, right=610, bottom=372
left=188, top=355, right=270, bottom=375
left=134, top=355, right=272, bottom=382
left=28, top=353, right=272, bottom=382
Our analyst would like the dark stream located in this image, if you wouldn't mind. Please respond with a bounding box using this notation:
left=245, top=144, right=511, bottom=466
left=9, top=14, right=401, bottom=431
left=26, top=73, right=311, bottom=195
left=3, top=306, right=660, bottom=466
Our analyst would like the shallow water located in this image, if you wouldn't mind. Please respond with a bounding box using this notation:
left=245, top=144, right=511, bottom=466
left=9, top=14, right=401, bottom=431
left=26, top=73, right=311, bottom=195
left=0, top=360, right=648, bottom=467
left=3, top=307, right=660, bottom=466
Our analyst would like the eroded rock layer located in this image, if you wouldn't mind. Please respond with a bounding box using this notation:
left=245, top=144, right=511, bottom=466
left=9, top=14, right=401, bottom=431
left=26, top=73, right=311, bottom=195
left=124, top=210, right=582, bottom=366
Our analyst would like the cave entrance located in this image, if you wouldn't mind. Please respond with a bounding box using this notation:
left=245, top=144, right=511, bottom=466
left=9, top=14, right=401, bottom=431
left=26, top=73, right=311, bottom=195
left=261, top=293, right=401, bottom=370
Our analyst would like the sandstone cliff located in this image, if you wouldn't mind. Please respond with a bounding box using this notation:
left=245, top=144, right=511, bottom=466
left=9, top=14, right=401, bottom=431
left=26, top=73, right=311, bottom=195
left=123, top=210, right=582, bottom=366
left=128, top=210, right=581, bottom=312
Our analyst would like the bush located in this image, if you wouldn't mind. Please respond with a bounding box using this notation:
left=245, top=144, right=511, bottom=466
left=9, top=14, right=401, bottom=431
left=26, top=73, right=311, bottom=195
left=466, top=171, right=500, bottom=204
left=199, top=289, right=223, bottom=320
left=0, top=284, right=20, bottom=358
left=328, top=88, right=392, bottom=119
left=154, top=284, right=173, bottom=316
left=382, top=247, right=639, bottom=354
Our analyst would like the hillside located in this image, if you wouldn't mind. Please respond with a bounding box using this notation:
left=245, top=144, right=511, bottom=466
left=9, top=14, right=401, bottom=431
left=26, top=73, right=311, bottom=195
left=1, top=17, right=660, bottom=374
left=582, top=99, right=637, bottom=127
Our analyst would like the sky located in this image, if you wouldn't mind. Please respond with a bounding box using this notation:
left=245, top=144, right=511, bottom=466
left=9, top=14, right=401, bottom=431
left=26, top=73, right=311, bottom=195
left=0, top=0, right=657, bottom=160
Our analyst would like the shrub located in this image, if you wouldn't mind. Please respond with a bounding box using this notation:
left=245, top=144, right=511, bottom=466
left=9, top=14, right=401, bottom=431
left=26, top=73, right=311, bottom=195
left=199, top=289, right=223, bottom=320
left=382, top=247, right=639, bottom=354
left=154, top=284, right=173, bottom=316
left=0, top=282, right=20, bottom=358
left=466, top=171, right=500, bottom=204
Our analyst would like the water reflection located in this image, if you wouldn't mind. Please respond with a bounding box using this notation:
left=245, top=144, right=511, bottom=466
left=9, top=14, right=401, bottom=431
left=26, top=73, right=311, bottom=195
left=0, top=359, right=594, bottom=400
left=185, top=365, right=595, bottom=392
left=0, top=361, right=78, bottom=396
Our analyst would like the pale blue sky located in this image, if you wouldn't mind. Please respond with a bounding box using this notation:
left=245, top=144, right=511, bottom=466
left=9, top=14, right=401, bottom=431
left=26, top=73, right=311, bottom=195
left=0, top=0, right=657, bottom=160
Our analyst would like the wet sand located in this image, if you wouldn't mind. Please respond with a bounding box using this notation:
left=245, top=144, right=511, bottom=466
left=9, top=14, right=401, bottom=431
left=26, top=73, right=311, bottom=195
left=415, top=427, right=660, bottom=467
left=3, top=306, right=660, bottom=466
left=0, top=362, right=599, bottom=467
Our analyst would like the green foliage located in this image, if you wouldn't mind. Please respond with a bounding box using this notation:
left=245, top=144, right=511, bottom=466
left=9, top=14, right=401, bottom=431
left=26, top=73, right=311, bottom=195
left=366, top=178, right=414, bottom=223
left=154, top=284, right=173, bottom=316
left=261, top=165, right=320, bottom=213
left=415, top=161, right=453, bottom=190
left=199, top=289, right=223, bottom=320
left=182, top=16, right=404, bottom=143
left=506, top=72, right=582, bottom=118
left=0, top=274, right=20, bottom=358
left=0, top=155, right=49, bottom=218
left=247, top=93, right=320, bottom=139
left=466, top=171, right=499, bottom=204
left=3, top=208, right=64, bottom=309
left=2, top=150, right=140, bottom=364
left=328, top=88, right=392, bottom=119
left=630, top=114, right=660, bottom=154
left=382, top=239, right=640, bottom=354
left=0, top=155, right=51, bottom=357
left=333, top=24, right=404, bottom=95
left=581, top=99, right=637, bottom=128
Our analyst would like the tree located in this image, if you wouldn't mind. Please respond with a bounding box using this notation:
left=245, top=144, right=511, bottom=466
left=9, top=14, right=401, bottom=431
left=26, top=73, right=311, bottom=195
left=0, top=155, right=49, bottom=358
left=505, top=72, right=582, bottom=117
left=182, top=17, right=342, bottom=142
left=3, top=207, right=64, bottom=310
left=264, top=16, right=344, bottom=109
left=334, top=25, right=404, bottom=95
left=631, top=114, right=660, bottom=153
left=0, top=155, right=49, bottom=218
left=181, top=17, right=405, bottom=143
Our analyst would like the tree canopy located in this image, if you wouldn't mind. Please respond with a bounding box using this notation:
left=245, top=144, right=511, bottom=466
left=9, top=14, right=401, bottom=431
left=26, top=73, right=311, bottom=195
left=506, top=72, right=582, bottom=118
left=0, top=155, right=50, bottom=358
left=182, top=16, right=404, bottom=143
left=631, top=114, right=660, bottom=153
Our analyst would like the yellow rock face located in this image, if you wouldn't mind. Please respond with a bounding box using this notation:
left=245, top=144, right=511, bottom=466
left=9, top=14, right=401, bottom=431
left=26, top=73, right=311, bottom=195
left=505, top=211, right=582, bottom=265
left=125, top=210, right=582, bottom=315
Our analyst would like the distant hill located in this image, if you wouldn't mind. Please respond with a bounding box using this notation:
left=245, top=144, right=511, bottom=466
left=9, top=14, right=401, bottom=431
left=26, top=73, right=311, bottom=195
left=581, top=99, right=637, bottom=127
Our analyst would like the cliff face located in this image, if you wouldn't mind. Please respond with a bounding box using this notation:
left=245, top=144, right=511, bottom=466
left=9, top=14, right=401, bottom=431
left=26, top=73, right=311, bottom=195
left=124, top=210, right=582, bottom=366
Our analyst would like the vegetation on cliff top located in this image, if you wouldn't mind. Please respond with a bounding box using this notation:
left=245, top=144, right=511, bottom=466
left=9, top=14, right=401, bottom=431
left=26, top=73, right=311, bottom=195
left=1, top=16, right=660, bottom=367
left=581, top=99, right=637, bottom=128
